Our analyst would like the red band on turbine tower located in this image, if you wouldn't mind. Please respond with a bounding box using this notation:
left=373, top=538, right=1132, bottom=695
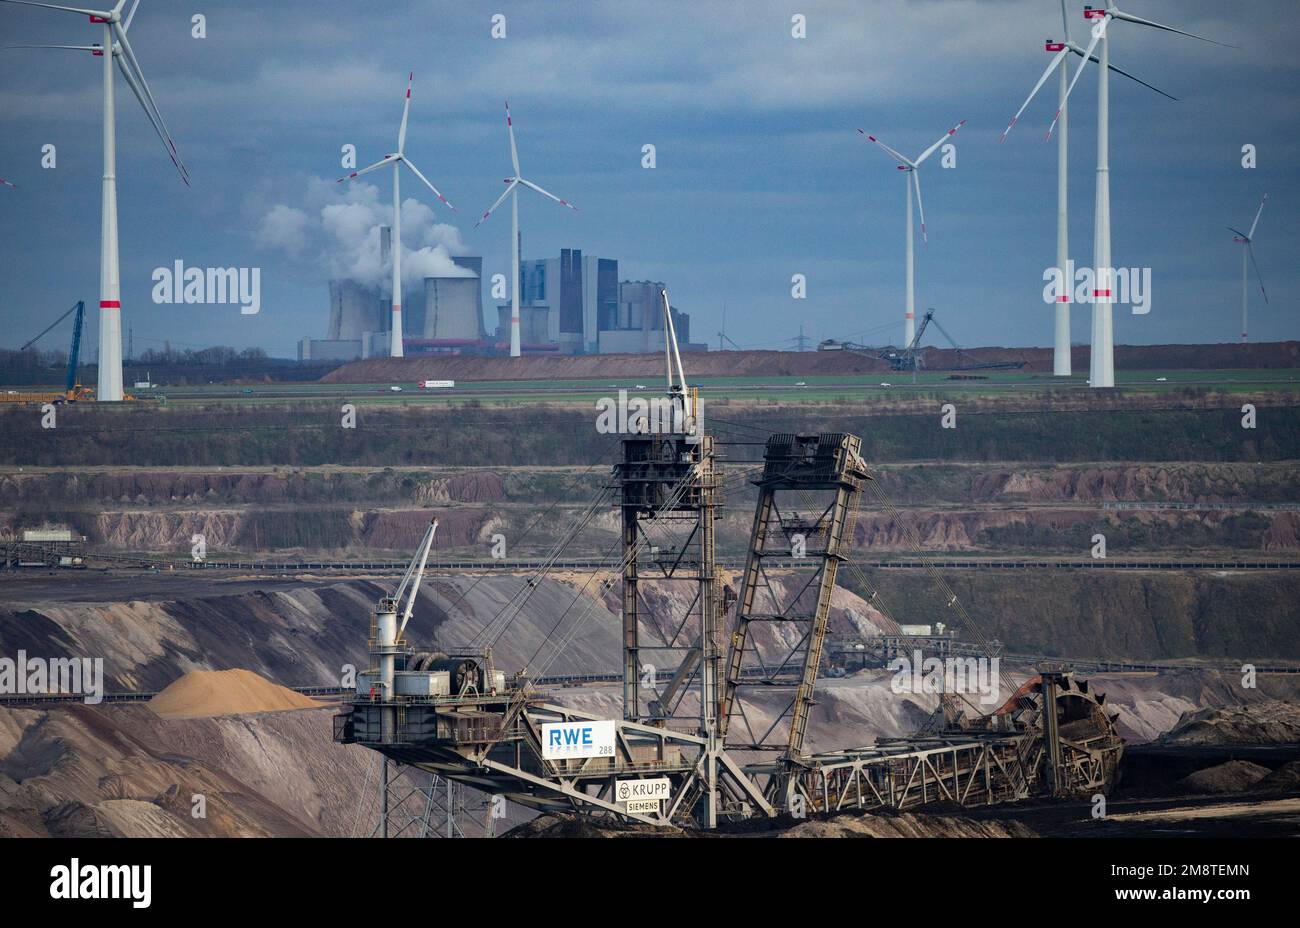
left=100, top=300, right=121, bottom=308
left=1056, top=295, right=1070, bottom=302
left=1094, top=289, right=1112, bottom=298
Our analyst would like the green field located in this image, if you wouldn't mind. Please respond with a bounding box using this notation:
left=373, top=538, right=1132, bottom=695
left=112, top=366, right=1300, bottom=407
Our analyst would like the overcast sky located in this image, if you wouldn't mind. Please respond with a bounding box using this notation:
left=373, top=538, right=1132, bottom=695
left=0, top=0, right=1296, bottom=357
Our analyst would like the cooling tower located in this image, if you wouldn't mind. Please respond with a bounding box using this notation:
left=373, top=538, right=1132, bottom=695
left=496, top=304, right=550, bottom=346
left=421, top=276, right=485, bottom=340
left=328, top=279, right=382, bottom=341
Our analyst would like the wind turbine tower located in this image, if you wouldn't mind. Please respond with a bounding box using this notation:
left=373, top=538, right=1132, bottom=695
left=1229, top=194, right=1268, bottom=341
left=476, top=102, right=578, bottom=358
left=338, top=73, right=457, bottom=358
left=3, top=0, right=189, bottom=401
left=1054, top=2, right=1232, bottom=387
left=858, top=120, right=965, bottom=349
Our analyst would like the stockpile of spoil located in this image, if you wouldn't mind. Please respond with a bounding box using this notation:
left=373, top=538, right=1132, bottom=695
left=1157, top=700, right=1300, bottom=746
left=1179, top=760, right=1272, bottom=794
left=148, top=669, right=320, bottom=719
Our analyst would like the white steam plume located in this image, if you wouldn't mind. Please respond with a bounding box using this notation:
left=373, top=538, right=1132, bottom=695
left=255, top=177, right=475, bottom=286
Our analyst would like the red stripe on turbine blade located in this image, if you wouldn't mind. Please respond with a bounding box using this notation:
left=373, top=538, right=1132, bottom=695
left=1095, top=289, right=1112, bottom=297
left=100, top=300, right=121, bottom=308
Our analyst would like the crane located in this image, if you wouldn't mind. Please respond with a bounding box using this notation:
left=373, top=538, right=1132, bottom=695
left=7, top=301, right=95, bottom=404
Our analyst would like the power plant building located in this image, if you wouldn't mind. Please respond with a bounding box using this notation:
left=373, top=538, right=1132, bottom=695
left=503, top=248, right=702, bottom=355
left=301, top=238, right=704, bottom=361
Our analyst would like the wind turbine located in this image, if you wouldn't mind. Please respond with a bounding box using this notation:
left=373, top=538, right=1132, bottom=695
left=1051, top=1, right=1231, bottom=388
left=858, top=119, right=965, bottom=348
left=1001, top=0, right=1173, bottom=378
left=2, top=0, right=189, bottom=402
left=475, top=102, right=578, bottom=358
left=338, top=73, right=457, bottom=359
left=0, top=178, right=17, bottom=188
left=1229, top=195, right=1268, bottom=342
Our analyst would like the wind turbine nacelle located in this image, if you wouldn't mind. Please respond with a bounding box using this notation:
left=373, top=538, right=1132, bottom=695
left=1045, top=40, right=1065, bottom=51
left=1083, top=6, right=1106, bottom=20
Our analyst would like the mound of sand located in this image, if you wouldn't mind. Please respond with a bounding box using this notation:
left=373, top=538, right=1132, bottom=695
left=1157, top=701, right=1300, bottom=747
left=1257, top=761, right=1300, bottom=794
left=1179, top=760, right=1271, bottom=795
left=148, top=669, right=320, bottom=719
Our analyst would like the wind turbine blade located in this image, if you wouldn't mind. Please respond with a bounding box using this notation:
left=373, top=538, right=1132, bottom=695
left=115, top=51, right=188, bottom=184
left=1060, top=0, right=1071, bottom=40
left=402, top=156, right=457, bottom=211
left=1097, top=55, right=1177, bottom=101
left=122, top=0, right=138, bottom=31
left=337, top=154, right=396, bottom=183
left=475, top=178, right=518, bottom=228
left=0, top=0, right=112, bottom=16
left=857, top=130, right=913, bottom=167
left=912, top=170, right=927, bottom=244
left=1248, top=193, right=1267, bottom=239
left=1, top=44, right=101, bottom=54
left=397, top=72, right=412, bottom=154
left=1048, top=15, right=1108, bottom=141
left=1109, top=8, right=1236, bottom=48
left=1248, top=243, right=1268, bottom=304
left=1226, top=226, right=1249, bottom=240
left=505, top=101, right=520, bottom=176
left=915, top=118, right=965, bottom=165
left=518, top=177, right=577, bottom=211
left=112, top=20, right=188, bottom=182
left=1001, top=49, right=1068, bottom=141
